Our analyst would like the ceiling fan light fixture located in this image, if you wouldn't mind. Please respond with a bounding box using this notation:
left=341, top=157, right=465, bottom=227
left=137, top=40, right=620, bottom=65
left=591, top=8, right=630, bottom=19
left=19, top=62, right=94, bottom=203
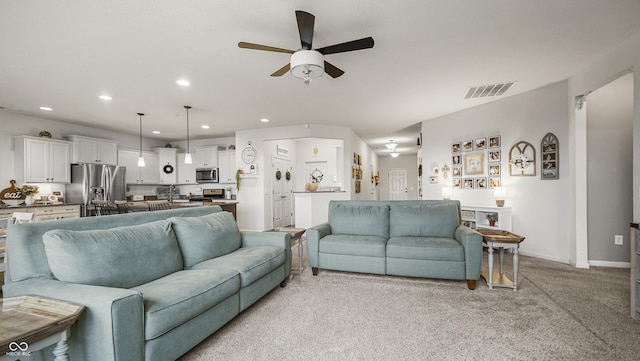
left=290, top=50, right=324, bottom=85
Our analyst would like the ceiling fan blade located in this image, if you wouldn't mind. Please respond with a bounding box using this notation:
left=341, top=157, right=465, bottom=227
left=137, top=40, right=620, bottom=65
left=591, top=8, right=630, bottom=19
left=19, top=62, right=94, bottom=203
left=238, top=42, right=295, bottom=54
left=271, top=63, right=291, bottom=77
left=295, top=10, right=315, bottom=50
left=316, top=37, right=375, bottom=55
left=324, top=61, right=345, bottom=78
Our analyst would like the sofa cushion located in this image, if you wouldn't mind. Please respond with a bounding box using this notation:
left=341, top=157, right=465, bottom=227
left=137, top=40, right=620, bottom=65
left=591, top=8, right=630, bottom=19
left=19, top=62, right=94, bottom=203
left=130, top=269, right=240, bottom=340
left=329, top=204, right=389, bottom=238
left=387, top=236, right=464, bottom=261
left=170, top=212, right=241, bottom=268
left=42, top=220, right=182, bottom=288
left=320, top=234, right=388, bottom=257
left=389, top=203, right=460, bottom=238
left=190, top=246, right=285, bottom=287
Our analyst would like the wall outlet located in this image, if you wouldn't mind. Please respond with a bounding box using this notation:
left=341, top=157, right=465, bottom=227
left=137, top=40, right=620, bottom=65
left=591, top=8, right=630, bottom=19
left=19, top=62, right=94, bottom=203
left=614, top=234, right=624, bottom=245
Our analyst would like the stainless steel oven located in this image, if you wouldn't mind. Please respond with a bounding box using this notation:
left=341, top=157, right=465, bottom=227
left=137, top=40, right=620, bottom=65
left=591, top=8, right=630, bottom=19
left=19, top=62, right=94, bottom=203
left=196, top=168, right=219, bottom=183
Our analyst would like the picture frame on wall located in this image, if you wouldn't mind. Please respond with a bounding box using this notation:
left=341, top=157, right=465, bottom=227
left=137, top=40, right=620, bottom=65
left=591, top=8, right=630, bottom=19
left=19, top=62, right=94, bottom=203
left=463, top=178, right=474, bottom=189
left=463, top=152, right=485, bottom=176
left=475, top=177, right=487, bottom=189
left=452, top=142, right=461, bottom=154
left=453, top=178, right=461, bottom=189
left=488, top=149, right=501, bottom=162
left=429, top=176, right=438, bottom=184
left=452, top=155, right=461, bottom=165
left=452, top=166, right=462, bottom=177
left=462, top=140, right=473, bottom=152
left=489, top=135, right=501, bottom=149
left=489, top=177, right=501, bottom=188
left=475, top=137, right=486, bottom=150
left=489, top=164, right=501, bottom=176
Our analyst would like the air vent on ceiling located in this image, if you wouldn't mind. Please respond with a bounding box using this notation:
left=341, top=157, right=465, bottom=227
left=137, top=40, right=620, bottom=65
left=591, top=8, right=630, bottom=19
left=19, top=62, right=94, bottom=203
left=464, top=81, right=515, bottom=99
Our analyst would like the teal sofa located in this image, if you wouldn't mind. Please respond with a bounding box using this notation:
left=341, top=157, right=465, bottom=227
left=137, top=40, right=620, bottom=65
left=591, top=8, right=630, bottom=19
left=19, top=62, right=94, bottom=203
left=2, top=206, right=291, bottom=361
left=306, top=200, right=482, bottom=289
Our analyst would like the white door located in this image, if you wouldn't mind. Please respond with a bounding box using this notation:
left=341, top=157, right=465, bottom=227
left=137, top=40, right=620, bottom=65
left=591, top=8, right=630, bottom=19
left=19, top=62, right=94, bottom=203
left=389, top=169, right=408, bottom=200
left=272, top=157, right=284, bottom=229
left=282, top=160, right=293, bottom=227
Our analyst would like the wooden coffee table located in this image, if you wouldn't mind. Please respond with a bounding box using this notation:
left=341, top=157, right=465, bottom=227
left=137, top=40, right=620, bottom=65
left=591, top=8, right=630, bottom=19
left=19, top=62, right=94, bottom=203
left=477, top=229, right=526, bottom=291
left=0, top=295, right=84, bottom=361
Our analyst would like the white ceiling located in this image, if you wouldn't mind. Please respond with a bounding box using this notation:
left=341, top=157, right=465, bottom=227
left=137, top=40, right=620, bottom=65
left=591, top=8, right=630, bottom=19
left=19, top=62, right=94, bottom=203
left=2, top=1, right=640, bottom=156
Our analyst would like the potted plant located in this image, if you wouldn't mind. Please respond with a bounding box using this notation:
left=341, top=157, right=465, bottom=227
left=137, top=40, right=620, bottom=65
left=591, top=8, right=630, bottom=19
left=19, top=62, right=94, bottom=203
left=20, top=184, right=39, bottom=206
left=486, top=213, right=499, bottom=227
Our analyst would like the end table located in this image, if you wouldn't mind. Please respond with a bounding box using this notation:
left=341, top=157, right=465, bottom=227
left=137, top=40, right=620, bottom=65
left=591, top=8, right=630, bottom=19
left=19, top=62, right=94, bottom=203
left=1, top=295, right=84, bottom=361
left=477, top=229, right=526, bottom=291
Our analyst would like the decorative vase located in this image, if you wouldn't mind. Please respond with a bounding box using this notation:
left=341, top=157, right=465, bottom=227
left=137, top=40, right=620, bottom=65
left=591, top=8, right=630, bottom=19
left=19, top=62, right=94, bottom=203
left=306, top=183, right=318, bottom=192
left=24, top=195, right=35, bottom=206
left=489, top=220, right=496, bottom=227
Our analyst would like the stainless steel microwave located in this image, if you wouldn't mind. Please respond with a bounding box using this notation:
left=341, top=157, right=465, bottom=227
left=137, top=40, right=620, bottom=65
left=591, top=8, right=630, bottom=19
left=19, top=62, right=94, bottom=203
left=196, top=168, right=219, bottom=183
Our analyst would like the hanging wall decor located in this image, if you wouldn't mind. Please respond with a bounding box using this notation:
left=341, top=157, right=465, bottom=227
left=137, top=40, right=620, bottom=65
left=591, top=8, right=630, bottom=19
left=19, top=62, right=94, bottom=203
left=509, top=141, right=536, bottom=176
left=540, top=132, right=559, bottom=180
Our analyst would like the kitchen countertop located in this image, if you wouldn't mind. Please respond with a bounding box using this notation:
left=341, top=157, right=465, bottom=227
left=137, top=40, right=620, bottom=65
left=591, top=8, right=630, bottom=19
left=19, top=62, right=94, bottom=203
left=0, top=202, right=81, bottom=210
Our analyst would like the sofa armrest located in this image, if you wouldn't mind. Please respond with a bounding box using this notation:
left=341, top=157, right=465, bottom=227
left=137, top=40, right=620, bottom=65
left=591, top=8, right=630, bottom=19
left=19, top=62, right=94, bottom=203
left=305, top=222, right=332, bottom=268
left=454, top=225, right=484, bottom=280
left=241, top=231, right=292, bottom=278
left=3, top=278, right=144, bottom=361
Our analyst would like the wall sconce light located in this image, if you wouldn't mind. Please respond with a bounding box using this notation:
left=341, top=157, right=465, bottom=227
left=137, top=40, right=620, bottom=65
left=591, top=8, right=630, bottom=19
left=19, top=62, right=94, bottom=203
left=441, top=187, right=452, bottom=200
left=494, top=186, right=506, bottom=207
left=137, top=113, right=145, bottom=167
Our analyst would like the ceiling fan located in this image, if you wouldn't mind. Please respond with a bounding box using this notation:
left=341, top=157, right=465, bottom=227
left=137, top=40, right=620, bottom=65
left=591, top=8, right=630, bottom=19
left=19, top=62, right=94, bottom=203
left=238, top=10, right=374, bottom=85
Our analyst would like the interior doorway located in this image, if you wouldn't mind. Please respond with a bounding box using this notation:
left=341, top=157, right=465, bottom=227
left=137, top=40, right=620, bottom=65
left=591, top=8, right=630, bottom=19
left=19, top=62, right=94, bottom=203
left=388, top=169, right=408, bottom=200
left=272, top=157, right=293, bottom=228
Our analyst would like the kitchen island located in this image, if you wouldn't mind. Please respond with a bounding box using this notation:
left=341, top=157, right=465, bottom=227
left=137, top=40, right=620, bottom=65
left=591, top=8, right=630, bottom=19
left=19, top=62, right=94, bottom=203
left=125, top=199, right=239, bottom=219
left=294, top=191, right=349, bottom=229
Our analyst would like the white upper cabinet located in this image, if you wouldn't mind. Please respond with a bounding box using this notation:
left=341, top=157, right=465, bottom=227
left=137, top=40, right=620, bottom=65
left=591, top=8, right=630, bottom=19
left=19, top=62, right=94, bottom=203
left=177, top=153, right=197, bottom=184
left=195, top=146, right=218, bottom=168
left=117, top=149, right=159, bottom=184
left=218, top=150, right=236, bottom=183
left=155, top=148, right=177, bottom=184
left=14, top=136, right=72, bottom=183
left=66, top=135, right=118, bottom=165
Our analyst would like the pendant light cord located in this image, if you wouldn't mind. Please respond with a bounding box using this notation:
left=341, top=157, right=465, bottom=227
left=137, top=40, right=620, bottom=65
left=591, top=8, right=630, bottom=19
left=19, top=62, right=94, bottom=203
left=184, top=105, right=191, bottom=154
left=137, top=112, right=144, bottom=156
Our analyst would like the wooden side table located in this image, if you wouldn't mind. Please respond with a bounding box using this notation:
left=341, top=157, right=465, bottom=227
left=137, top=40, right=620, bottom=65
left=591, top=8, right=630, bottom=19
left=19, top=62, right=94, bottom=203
left=477, top=229, right=525, bottom=291
left=275, top=227, right=306, bottom=273
left=0, top=295, right=84, bottom=361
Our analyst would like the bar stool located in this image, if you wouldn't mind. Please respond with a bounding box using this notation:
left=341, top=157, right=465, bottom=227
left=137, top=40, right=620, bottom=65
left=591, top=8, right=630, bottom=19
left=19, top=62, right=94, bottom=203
left=147, top=200, right=171, bottom=211
left=91, top=200, right=112, bottom=216
left=114, top=200, right=130, bottom=214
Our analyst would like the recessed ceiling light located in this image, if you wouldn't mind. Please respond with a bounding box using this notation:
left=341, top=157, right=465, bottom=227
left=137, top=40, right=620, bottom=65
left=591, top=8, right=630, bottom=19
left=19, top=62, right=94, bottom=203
left=201, top=125, right=210, bottom=129
left=176, top=79, right=190, bottom=86
left=99, top=95, right=112, bottom=101
left=39, top=106, right=52, bottom=111
left=260, top=118, right=269, bottom=123
left=152, top=130, right=160, bottom=134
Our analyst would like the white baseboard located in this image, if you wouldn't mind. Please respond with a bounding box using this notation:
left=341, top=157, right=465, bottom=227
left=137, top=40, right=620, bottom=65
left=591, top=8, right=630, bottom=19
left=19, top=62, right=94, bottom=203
left=588, top=260, right=630, bottom=268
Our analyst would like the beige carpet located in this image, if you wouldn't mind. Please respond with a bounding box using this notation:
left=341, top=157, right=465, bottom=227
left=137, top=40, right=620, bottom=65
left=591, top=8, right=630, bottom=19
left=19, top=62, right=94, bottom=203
left=179, top=241, right=640, bottom=360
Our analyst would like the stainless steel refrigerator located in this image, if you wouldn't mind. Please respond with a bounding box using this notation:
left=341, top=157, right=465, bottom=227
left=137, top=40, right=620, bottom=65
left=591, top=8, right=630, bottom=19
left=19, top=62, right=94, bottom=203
left=67, top=163, right=126, bottom=217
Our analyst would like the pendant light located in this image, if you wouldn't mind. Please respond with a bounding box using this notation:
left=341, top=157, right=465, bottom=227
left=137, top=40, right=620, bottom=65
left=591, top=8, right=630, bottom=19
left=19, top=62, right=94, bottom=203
left=184, top=106, right=192, bottom=164
left=137, top=113, right=145, bottom=167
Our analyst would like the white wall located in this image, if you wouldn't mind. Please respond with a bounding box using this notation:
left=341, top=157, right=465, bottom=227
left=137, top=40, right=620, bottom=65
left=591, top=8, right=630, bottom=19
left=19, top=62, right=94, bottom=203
left=235, top=124, right=378, bottom=231
left=378, top=155, right=419, bottom=200
left=421, top=81, right=571, bottom=263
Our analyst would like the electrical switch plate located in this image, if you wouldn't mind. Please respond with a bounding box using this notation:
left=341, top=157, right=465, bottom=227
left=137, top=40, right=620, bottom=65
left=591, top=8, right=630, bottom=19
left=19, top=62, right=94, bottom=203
left=615, top=235, right=623, bottom=245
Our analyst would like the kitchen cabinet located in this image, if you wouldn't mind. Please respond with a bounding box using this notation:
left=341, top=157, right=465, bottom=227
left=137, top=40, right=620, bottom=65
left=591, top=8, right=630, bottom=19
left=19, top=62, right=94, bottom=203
left=14, top=136, right=72, bottom=183
left=32, top=204, right=80, bottom=222
left=66, top=135, right=118, bottom=165
left=118, top=149, right=159, bottom=184
left=195, top=146, right=218, bottom=168
left=218, top=150, right=236, bottom=183
left=177, top=153, right=197, bottom=184
left=155, top=148, right=177, bottom=184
